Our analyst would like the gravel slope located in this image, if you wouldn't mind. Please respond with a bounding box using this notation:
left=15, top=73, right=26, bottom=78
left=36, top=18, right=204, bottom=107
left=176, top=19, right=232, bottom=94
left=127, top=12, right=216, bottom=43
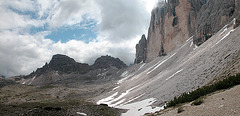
left=147, top=85, right=240, bottom=116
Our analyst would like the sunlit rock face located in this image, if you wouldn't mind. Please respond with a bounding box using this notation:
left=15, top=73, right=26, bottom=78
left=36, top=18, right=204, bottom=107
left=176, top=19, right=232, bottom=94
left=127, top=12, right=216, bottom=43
left=144, top=0, right=240, bottom=62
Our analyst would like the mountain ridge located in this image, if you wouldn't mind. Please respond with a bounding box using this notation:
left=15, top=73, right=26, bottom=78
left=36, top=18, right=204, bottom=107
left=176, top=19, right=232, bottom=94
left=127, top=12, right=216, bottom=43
left=11, top=54, right=127, bottom=86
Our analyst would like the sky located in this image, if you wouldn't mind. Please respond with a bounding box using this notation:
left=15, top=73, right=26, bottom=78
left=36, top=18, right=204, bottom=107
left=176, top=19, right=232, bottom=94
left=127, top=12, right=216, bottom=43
left=0, top=0, right=158, bottom=77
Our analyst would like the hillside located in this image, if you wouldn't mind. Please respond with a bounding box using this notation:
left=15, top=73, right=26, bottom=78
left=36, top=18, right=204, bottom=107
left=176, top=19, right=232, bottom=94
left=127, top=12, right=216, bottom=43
left=96, top=11, right=240, bottom=116
left=145, top=85, right=240, bottom=116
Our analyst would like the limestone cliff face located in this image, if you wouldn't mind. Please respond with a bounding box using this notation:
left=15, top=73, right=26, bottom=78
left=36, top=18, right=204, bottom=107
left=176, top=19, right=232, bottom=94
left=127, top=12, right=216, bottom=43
left=142, top=0, right=240, bottom=62
left=146, top=0, right=192, bottom=62
left=135, top=34, right=147, bottom=63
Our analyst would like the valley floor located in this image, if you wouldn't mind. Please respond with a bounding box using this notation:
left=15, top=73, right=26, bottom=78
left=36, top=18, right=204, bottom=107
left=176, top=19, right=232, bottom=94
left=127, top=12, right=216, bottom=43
left=146, top=85, right=240, bottom=116
left=0, top=84, right=123, bottom=116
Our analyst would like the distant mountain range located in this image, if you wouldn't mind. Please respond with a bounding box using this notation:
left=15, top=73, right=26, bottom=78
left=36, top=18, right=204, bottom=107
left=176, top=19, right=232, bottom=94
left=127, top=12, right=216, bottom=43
left=9, top=54, right=127, bottom=86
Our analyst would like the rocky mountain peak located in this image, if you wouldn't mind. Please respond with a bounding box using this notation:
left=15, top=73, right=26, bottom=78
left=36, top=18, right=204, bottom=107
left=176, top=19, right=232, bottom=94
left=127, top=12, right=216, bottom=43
left=49, top=54, right=76, bottom=67
left=47, top=54, right=86, bottom=74
left=92, top=55, right=127, bottom=69
left=135, top=34, right=147, bottom=63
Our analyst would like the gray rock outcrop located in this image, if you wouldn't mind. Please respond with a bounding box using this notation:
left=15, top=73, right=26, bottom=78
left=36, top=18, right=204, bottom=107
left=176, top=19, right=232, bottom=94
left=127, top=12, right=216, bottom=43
left=135, top=34, right=147, bottom=63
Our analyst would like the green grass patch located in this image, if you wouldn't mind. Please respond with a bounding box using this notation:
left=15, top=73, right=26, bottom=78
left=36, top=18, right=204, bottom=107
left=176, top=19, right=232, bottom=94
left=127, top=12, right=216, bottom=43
left=166, top=73, right=240, bottom=108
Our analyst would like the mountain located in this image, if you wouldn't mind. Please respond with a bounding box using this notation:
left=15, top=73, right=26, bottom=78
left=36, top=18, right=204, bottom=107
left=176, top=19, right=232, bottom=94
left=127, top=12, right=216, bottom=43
left=13, top=54, right=127, bottom=86
left=92, top=55, right=127, bottom=69
left=136, top=0, right=240, bottom=63
left=96, top=0, right=240, bottom=115
left=0, top=76, right=15, bottom=87
left=134, top=34, right=147, bottom=63
left=97, top=19, right=240, bottom=116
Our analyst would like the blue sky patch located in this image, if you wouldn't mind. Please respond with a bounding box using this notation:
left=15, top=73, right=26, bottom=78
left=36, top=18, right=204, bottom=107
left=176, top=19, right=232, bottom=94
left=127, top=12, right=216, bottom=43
left=45, top=21, right=97, bottom=43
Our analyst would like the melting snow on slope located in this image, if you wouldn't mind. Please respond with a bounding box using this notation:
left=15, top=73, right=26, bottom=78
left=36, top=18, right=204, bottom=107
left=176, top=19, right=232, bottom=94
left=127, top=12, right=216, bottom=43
left=211, top=29, right=235, bottom=48
left=97, top=85, right=139, bottom=107
left=185, top=36, right=193, bottom=43
left=117, top=98, right=165, bottom=116
left=118, top=70, right=133, bottom=84
left=121, top=94, right=145, bottom=106
left=147, top=52, right=177, bottom=75
left=118, top=73, right=134, bottom=84
left=138, top=63, right=146, bottom=70
left=22, top=81, right=26, bottom=85
left=219, top=28, right=228, bottom=36
left=121, top=70, right=129, bottom=77
left=97, top=92, right=118, bottom=105
left=28, top=76, right=36, bottom=85
left=76, top=112, right=87, bottom=116
left=193, top=44, right=198, bottom=50
left=112, top=86, right=120, bottom=91
left=178, top=36, right=193, bottom=50
left=190, top=41, right=193, bottom=47
left=166, top=69, right=183, bottom=80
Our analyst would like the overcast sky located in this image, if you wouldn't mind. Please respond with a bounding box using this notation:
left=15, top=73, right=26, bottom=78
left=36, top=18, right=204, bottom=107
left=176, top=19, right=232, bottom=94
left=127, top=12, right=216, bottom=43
left=0, top=0, right=158, bottom=77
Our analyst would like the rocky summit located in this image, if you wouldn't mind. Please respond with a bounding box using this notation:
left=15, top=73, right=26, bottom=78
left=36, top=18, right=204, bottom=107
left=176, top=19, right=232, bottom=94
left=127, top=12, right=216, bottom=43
left=92, top=55, right=127, bottom=69
left=135, top=34, right=147, bottom=63
left=12, top=54, right=127, bottom=86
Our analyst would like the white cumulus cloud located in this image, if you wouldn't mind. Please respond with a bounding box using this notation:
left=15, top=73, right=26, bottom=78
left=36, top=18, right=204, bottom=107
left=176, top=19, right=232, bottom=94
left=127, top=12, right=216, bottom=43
left=0, top=0, right=157, bottom=77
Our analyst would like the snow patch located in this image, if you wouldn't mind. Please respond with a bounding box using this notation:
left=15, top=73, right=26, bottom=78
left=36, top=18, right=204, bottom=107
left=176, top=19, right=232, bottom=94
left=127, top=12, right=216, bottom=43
left=176, top=36, right=193, bottom=50
left=193, top=44, right=198, bottom=50
left=138, top=63, right=146, bottom=70
left=117, top=98, right=164, bottom=116
left=121, top=93, right=145, bottom=106
left=190, top=41, right=193, bottom=47
left=108, top=86, right=139, bottom=107
left=147, top=52, right=177, bottom=75
left=97, top=86, right=139, bottom=107
left=97, top=92, right=118, bottom=105
left=117, top=73, right=135, bottom=84
left=219, top=28, right=228, bottom=36
left=211, top=29, right=235, bottom=48
left=166, top=69, right=183, bottom=80
left=76, top=112, right=87, bottom=116
left=185, top=36, right=193, bottom=43
left=112, top=86, right=120, bottom=91
left=110, top=98, right=126, bottom=107
left=28, top=76, right=36, bottom=85
left=121, top=70, right=129, bottom=77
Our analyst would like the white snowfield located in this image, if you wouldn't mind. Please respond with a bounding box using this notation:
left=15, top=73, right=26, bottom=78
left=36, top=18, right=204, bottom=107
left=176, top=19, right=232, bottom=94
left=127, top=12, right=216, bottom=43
left=96, top=20, right=240, bottom=116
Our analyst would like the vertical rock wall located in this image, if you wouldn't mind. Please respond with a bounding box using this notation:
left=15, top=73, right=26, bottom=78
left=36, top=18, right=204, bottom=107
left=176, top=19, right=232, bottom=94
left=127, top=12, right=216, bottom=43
left=135, top=0, right=240, bottom=63
left=135, top=34, right=147, bottom=63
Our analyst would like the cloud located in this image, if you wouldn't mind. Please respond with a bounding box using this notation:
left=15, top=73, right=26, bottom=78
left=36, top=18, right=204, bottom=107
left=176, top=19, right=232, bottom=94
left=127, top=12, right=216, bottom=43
left=96, top=0, right=150, bottom=42
left=0, top=0, right=156, bottom=77
left=47, top=0, right=100, bottom=28
left=0, top=30, right=52, bottom=76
